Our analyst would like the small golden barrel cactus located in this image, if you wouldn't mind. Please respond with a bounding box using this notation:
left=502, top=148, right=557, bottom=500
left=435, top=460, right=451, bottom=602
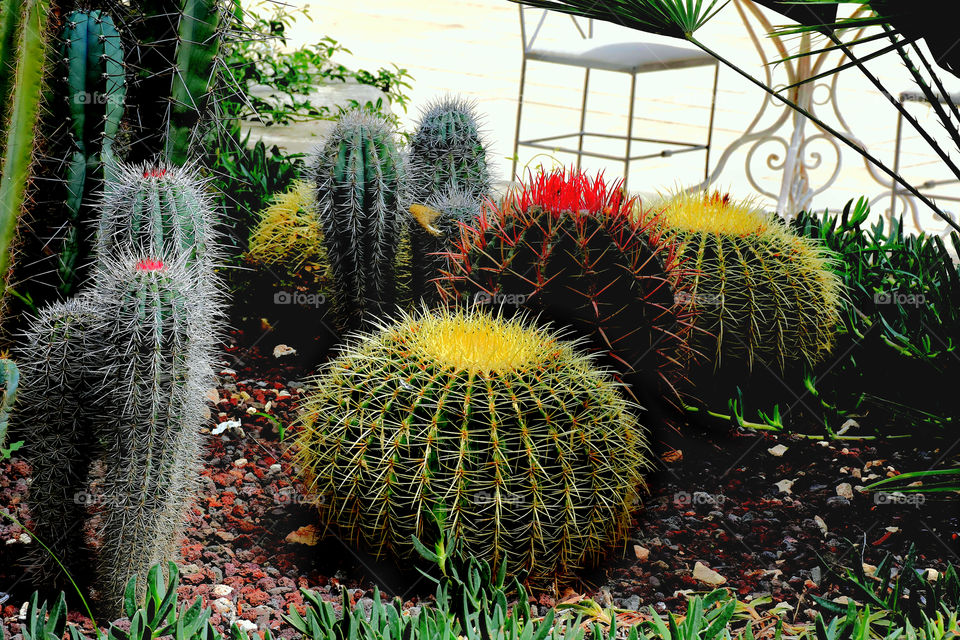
left=292, top=307, right=650, bottom=582
left=246, top=180, right=329, bottom=273
left=650, top=191, right=843, bottom=370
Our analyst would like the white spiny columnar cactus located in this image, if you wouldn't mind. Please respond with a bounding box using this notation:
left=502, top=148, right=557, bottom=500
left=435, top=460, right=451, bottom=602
left=311, top=110, right=408, bottom=329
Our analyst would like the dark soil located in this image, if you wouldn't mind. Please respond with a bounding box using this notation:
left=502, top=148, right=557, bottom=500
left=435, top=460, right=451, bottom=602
left=2, top=329, right=958, bottom=638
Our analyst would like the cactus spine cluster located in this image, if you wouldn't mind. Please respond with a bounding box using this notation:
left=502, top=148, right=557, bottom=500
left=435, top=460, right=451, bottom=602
left=437, top=168, right=693, bottom=397
left=312, top=110, right=408, bottom=329
left=293, top=307, right=650, bottom=582
left=57, top=10, right=126, bottom=294
left=653, top=191, right=843, bottom=369
left=16, top=164, right=221, bottom=617
left=409, top=96, right=491, bottom=201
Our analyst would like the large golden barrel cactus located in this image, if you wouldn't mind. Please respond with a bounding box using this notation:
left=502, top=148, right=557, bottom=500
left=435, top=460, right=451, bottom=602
left=292, top=307, right=651, bottom=583
left=650, top=191, right=844, bottom=370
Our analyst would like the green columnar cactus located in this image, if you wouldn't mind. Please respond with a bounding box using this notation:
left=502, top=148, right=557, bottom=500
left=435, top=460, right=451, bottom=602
left=409, top=96, right=491, bottom=201
left=436, top=168, right=694, bottom=398
left=654, top=191, right=843, bottom=370
left=166, top=0, right=223, bottom=165
left=311, top=110, right=407, bottom=329
left=293, top=307, right=650, bottom=582
left=58, top=9, right=126, bottom=294
left=0, top=0, right=23, bottom=117
left=87, top=254, right=216, bottom=618
left=17, top=298, right=101, bottom=586
left=0, top=0, right=52, bottom=305
left=95, top=162, right=219, bottom=270
left=408, top=189, right=482, bottom=304
left=0, top=358, right=19, bottom=451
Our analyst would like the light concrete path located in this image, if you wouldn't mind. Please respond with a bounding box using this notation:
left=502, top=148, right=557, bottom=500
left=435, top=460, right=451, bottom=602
left=252, top=0, right=958, bottom=229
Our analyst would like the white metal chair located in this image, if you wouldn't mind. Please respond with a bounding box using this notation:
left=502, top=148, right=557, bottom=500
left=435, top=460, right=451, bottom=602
left=512, top=7, right=720, bottom=186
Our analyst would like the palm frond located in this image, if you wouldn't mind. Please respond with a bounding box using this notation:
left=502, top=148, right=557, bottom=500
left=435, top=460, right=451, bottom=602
left=511, top=0, right=728, bottom=39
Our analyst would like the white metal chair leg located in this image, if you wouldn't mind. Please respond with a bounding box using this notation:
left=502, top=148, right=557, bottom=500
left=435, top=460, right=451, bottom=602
left=891, top=109, right=904, bottom=217
left=704, top=64, right=719, bottom=182
left=576, top=68, right=590, bottom=170
left=512, top=57, right=528, bottom=183
left=624, top=73, right=637, bottom=189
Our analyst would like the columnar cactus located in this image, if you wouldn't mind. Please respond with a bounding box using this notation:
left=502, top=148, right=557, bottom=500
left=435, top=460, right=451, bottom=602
left=409, top=96, right=491, bottom=201
left=166, top=0, right=224, bottom=165
left=57, top=9, right=126, bottom=294
left=125, top=0, right=227, bottom=164
left=17, top=298, right=101, bottom=586
left=86, top=253, right=217, bottom=617
left=95, top=162, right=219, bottom=271
left=293, top=307, right=650, bottom=582
left=437, top=168, right=694, bottom=397
left=311, top=110, right=407, bottom=329
left=653, top=191, right=843, bottom=370
left=0, top=0, right=52, bottom=306
left=409, top=189, right=482, bottom=303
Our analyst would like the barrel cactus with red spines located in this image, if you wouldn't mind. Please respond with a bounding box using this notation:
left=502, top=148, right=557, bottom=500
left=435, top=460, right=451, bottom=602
left=436, top=167, right=694, bottom=397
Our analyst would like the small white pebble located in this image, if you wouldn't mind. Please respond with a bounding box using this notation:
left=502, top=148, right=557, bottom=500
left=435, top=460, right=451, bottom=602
left=18, top=533, right=30, bottom=544
left=246, top=406, right=257, bottom=415
left=270, top=464, right=282, bottom=473
left=212, top=584, right=234, bottom=598
left=212, top=597, right=234, bottom=615
left=235, top=620, right=258, bottom=633
left=234, top=458, right=248, bottom=468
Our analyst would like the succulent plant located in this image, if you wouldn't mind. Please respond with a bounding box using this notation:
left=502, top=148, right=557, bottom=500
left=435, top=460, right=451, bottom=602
left=0, top=358, right=18, bottom=452
left=95, top=162, right=220, bottom=272
left=311, top=110, right=408, bottom=329
left=16, top=298, right=102, bottom=586
left=409, top=96, right=491, bottom=201
left=409, top=189, right=483, bottom=304
left=124, top=0, right=227, bottom=164
left=246, top=181, right=328, bottom=272
left=0, top=0, right=52, bottom=307
left=436, top=167, right=694, bottom=398
left=56, top=9, right=126, bottom=294
left=653, top=190, right=843, bottom=370
left=293, top=306, right=650, bottom=582
left=85, top=253, right=218, bottom=617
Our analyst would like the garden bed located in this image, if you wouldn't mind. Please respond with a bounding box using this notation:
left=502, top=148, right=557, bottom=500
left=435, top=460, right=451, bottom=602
left=1, top=331, right=955, bottom=637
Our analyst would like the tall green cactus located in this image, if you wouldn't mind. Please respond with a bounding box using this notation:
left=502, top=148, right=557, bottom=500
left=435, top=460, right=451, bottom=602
left=125, top=0, right=225, bottom=165
left=409, top=96, right=491, bottom=201
left=17, top=299, right=101, bottom=586
left=0, top=0, right=52, bottom=305
left=312, top=110, right=408, bottom=329
left=58, top=9, right=126, bottom=294
left=87, top=253, right=216, bottom=618
left=166, top=0, right=223, bottom=165
left=95, top=162, right=220, bottom=270
left=0, top=0, right=23, bottom=123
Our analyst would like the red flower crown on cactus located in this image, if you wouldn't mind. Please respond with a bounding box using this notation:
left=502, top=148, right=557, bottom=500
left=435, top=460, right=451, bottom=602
left=142, top=168, right=167, bottom=179
left=135, top=258, right=165, bottom=272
